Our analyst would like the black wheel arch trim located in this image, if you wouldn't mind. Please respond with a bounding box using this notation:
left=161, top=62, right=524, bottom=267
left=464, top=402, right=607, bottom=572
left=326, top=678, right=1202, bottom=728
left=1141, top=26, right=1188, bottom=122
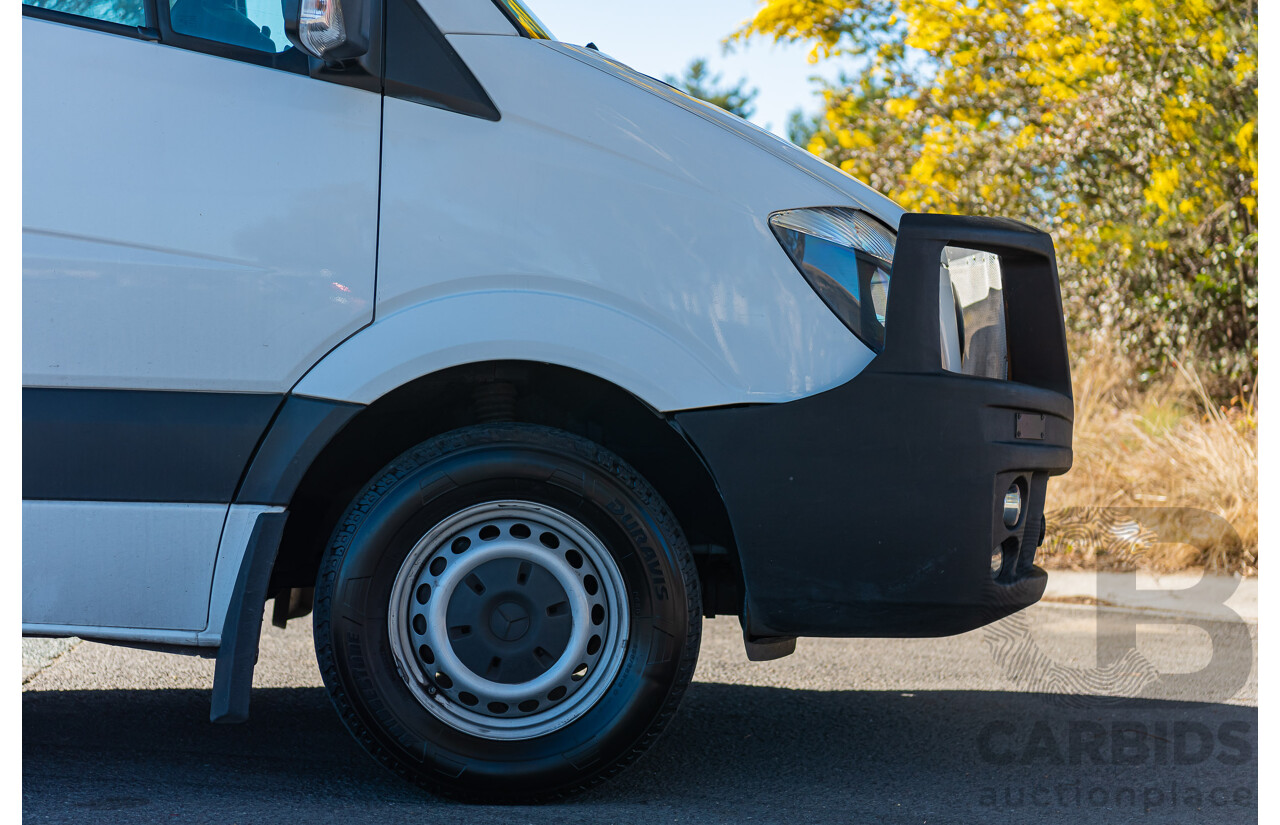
left=235, top=395, right=364, bottom=506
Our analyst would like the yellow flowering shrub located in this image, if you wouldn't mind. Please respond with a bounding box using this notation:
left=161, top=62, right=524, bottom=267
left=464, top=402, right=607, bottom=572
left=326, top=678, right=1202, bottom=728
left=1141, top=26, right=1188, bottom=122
left=733, top=0, right=1257, bottom=393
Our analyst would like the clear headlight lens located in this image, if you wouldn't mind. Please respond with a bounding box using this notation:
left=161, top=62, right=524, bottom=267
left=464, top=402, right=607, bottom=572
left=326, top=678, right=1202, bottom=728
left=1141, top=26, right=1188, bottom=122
left=943, top=247, right=1009, bottom=380
left=769, top=207, right=896, bottom=353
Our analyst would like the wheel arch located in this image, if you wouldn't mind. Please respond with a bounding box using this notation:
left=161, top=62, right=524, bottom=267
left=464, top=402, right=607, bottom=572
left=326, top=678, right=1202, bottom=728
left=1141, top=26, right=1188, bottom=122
left=288, top=287, right=761, bottom=412
left=266, top=361, right=743, bottom=618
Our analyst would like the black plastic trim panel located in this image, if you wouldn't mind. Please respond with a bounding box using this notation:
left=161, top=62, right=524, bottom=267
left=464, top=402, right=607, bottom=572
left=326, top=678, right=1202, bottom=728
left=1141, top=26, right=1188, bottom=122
left=675, top=213, right=1074, bottom=639
left=23, top=388, right=283, bottom=502
left=236, top=395, right=363, bottom=505
left=385, top=0, right=501, bottom=121
left=879, top=213, right=1072, bottom=395
left=22, top=5, right=158, bottom=41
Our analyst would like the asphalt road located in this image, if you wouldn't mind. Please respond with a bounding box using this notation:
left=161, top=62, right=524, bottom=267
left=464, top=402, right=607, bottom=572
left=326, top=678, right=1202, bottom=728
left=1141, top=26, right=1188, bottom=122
left=23, top=597, right=1257, bottom=824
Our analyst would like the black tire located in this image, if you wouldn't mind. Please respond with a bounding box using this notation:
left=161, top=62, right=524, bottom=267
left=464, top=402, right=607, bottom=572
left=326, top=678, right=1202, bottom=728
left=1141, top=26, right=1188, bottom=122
left=313, top=423, right=701, bottom=801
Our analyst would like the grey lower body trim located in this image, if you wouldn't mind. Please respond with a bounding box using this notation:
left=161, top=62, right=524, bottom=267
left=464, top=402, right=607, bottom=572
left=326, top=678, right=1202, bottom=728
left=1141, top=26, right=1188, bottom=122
left=22, top=503, right=286, bottom=648
left=21, top=624, right=213, bottom=647
left=211, top=510, right=289, bottom=724
left=22, top=500, right=227, bottom=631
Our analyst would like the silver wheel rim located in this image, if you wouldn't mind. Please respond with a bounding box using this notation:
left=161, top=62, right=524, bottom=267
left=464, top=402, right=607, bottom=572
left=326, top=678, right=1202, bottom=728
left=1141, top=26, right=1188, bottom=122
left=388, top=500, right=630, bottom=740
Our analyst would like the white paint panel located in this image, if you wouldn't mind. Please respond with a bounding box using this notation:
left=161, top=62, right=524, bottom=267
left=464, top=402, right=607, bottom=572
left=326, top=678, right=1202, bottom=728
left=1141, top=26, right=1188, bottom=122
left=295, top=288, right=748, bottom=409
left=22, top=501, right=227, bottom=631
left=418, top=0, right=517, bottom=34
left=300, top=35, right=883, bottom=410
left=22, top=19, right=380, bottom=392
left=542, top=42, right=905, bottom=221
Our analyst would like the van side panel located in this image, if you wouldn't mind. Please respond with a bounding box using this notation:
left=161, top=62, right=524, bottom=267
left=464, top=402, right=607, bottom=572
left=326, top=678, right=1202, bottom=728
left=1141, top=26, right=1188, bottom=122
left=21, top=17, right=381, bottom=642
left=21, top=19, right=380, bottom=393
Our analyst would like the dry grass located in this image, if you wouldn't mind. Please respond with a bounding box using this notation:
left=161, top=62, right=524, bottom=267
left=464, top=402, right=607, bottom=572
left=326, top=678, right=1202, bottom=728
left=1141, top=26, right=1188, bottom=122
left=1041, top=353, right=1257, bottom=575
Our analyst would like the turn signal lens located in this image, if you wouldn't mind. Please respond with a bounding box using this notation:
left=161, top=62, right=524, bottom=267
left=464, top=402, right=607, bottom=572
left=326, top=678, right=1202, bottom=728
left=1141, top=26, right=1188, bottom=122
left=298, top=0, right=347, bottom=59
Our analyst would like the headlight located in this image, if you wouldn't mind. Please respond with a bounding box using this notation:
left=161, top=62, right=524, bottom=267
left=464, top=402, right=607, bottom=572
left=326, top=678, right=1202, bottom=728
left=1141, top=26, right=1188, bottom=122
left=943, top=247, right=1009, bottom=380
left=769, top=207, right=896, bottom=353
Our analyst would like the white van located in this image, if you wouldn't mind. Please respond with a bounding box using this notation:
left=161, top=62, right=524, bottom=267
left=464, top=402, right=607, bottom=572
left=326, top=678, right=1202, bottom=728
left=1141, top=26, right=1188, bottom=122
left=22, top=0, right=1074, bottom=800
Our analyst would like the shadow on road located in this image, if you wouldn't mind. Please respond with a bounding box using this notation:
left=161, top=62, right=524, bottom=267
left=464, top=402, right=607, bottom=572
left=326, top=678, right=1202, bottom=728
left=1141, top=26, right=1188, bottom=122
left=23, top=683, right=1257, bottom=823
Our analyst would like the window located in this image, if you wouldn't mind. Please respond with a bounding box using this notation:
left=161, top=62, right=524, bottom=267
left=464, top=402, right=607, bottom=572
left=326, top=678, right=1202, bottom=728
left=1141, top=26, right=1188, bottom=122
left=24, top=0, right=146, bottom=27
left=490, top=0, right=553, bottom=39
left=26, top=0, right=306, bottom=73
left=169, top=0, right=290, bottom=53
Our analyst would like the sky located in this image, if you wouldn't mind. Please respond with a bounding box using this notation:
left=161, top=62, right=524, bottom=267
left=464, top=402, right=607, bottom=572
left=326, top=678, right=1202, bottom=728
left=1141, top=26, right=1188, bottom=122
left=524, top=0, right=848, bottom=137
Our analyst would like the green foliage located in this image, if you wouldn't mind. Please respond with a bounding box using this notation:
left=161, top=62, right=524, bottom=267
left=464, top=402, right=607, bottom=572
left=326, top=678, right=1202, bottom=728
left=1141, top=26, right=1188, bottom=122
left=786, top=109, right=820, bottom=147
left=665, top=58, right=759, bottom=120
left=734, top=0, right=1258, bottom=397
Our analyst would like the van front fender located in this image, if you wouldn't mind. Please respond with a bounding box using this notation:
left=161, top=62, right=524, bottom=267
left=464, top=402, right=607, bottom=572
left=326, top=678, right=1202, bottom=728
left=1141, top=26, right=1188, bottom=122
left=293, top=288, right=787, bottom=412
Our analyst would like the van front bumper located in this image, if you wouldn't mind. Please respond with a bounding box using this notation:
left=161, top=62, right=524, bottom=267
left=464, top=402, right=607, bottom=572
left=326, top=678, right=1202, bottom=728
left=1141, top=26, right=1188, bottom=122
left=674, top=213, right=1074, bottom=638
left=676, top=371, right=1071, bottom=637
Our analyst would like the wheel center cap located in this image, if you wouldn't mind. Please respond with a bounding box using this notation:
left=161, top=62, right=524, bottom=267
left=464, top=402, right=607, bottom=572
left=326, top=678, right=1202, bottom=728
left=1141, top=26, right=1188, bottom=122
left=489, top=601, right=530, bottom=642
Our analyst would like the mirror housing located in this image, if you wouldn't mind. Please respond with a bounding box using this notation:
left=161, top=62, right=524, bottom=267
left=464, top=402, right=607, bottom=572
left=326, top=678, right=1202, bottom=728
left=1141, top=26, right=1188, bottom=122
left=284, top=0, right=371, bottom=63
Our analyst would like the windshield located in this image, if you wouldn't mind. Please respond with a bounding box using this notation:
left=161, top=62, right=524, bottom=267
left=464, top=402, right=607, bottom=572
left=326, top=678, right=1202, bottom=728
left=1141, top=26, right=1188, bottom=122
left=491, top=0, right=554, bottom=39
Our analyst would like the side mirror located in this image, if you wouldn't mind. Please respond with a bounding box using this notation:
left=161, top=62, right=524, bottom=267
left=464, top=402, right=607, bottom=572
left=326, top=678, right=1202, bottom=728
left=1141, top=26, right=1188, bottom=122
left=283, top=0, right=370, bottom=63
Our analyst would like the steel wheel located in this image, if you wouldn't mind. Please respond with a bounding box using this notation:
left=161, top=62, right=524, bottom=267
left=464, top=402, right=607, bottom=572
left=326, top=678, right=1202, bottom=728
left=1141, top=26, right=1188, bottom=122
left=388, top=500, right=629, bottom=739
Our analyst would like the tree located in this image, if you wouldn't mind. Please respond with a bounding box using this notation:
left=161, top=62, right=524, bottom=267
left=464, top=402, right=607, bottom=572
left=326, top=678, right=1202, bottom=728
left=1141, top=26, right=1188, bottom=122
left=734, top=0, right=1258, bottom=395
left=786, top=109, right=820, bottom=148
left=665, top=58, right=759, bottom=120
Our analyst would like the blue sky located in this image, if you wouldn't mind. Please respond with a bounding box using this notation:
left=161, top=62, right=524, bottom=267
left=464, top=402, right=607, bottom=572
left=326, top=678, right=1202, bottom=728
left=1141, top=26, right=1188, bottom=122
left=525, top=0, right=847, bottom=137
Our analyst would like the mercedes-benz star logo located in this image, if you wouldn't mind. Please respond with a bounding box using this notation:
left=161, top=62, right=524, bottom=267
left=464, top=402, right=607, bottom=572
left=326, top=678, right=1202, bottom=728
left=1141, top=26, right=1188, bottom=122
left=490, top=602, right=530, bottom=642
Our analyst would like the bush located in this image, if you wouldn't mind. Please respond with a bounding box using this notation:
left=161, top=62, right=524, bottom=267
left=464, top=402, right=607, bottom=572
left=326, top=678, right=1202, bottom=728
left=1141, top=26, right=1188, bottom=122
left=1043, top=352, right=1257, bottom=574
left=734, top=0, right=1257, bottom=397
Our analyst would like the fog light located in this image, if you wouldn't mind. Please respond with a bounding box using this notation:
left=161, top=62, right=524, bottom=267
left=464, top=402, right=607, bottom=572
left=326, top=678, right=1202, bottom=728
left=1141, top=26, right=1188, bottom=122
left=1002, top=483, right=1023, bottom=528
left=990, top=547, right=1004, bottom=576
